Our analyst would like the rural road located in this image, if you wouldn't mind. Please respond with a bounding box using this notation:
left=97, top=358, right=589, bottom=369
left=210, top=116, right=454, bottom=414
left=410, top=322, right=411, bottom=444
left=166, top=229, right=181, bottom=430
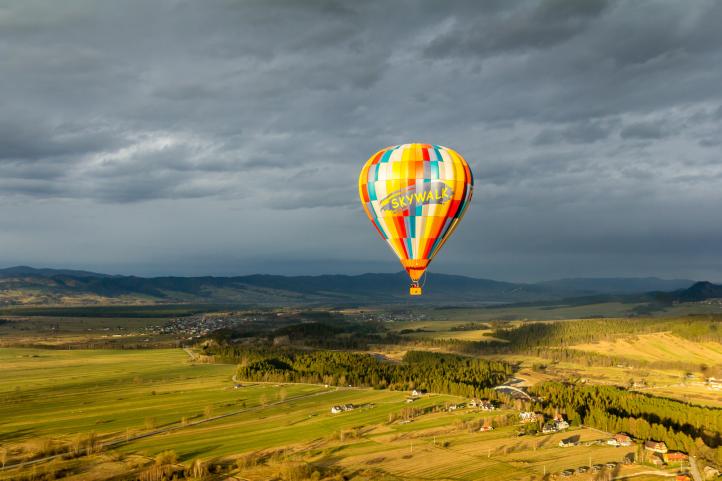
left=611, top=471, right=676, bottom=479
left=689, top=456, right=703, bottom=481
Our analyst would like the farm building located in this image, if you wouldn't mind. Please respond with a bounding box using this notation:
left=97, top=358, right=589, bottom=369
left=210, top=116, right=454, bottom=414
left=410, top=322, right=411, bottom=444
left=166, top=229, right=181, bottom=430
left=519, top=411, right=539, bottom=423
left=617, top=433, right=633, bottom=445
left=480, top=400, right=495, bottom=411
left=411, top=389, right=426, bottom=396
left=608, top=433, right=633, bottom=446
left=644, top=440, right=668, bottom=454
left=469, top=399, right=495, bottom=410
left=542, top=422, right=557, bottom=434
left=479, top=425, right=494, bottom=432
left=664, top=452, right=688, bottom=464
left=704, top=466, right=720, bottom=479
left=559, top=437, right=579, bottom=447
left=330, top=404, right=355, bottom=414
left=552, top=413, right=569, bottom=430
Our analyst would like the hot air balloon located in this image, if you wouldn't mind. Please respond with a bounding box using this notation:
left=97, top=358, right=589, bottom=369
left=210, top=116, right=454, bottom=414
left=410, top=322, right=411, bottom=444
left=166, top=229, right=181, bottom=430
left=358, top=143, right=473, bottom=295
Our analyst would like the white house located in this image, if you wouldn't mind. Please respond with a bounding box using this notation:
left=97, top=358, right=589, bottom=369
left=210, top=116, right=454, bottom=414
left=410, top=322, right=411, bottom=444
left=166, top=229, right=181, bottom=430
left=553, top=413, right=569, bottom=430
left=520, top=411, right=538, bottom=423
left=555, top=419, right=570, bottom=430
left=331, top=404, right=355, bottom=414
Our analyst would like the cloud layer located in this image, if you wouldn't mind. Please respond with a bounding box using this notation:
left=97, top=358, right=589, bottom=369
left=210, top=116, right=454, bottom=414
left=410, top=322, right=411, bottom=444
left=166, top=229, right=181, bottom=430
left=1, top=0, right=722, bottom=280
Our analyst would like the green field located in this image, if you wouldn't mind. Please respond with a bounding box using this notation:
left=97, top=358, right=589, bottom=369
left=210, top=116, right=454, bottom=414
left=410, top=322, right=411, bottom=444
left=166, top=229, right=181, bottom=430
left=0, top=348, right=325, bottom=441
left=0, top=348, right=679, bottom=481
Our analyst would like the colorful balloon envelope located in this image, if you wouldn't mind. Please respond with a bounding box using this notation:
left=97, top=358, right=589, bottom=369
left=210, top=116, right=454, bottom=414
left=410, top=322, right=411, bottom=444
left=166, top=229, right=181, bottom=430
left=358, top=143, right=473, bottom=295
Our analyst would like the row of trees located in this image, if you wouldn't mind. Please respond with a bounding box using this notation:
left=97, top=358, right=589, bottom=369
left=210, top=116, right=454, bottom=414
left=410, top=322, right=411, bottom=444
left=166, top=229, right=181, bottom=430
left=230, top=348, right=512, bottom=397
left=490, top=318, right=722, bottom=350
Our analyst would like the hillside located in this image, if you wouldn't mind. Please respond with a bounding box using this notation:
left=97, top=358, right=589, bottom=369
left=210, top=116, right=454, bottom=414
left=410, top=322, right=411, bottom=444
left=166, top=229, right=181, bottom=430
left=536, top=277, right=694, bottom=295
left=654, top=281, right=722, bottom=303
left=0, top=269, right=560, bottom=306
left=0, top=266, right=705, bottom=307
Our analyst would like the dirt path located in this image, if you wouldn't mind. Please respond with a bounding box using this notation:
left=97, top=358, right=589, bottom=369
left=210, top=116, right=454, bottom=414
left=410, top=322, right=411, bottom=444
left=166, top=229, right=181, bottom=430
left=611, top=471, right=676, bottom=479
left=689, top=456, right=703, bottom=481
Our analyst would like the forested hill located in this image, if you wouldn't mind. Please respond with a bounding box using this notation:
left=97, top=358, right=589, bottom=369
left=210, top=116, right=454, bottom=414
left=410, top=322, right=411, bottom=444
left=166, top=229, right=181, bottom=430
left=0, top=265, right=699, bottom=307
left=651, top=281, right=722, bottom=303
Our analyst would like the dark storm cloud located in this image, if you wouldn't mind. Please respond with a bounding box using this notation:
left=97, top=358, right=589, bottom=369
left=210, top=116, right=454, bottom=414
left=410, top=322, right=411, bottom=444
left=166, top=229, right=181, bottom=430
left=620, top=121, right=667, bottom=140
left=534, top=119, right=617, bottom=145
left=424, top=0, right=613, bottom=58
left=1, top=0, right=722, bottom=280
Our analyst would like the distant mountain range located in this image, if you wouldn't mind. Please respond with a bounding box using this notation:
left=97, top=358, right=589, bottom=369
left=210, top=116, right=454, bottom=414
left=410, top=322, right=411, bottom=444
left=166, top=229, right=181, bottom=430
left=0, top=265, right=708, bottom=307
left=535, top=277, right=696, bottom=295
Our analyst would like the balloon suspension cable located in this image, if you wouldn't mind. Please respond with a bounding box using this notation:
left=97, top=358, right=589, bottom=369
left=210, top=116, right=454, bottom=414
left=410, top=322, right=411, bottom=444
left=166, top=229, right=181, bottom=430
left=409, top=271, right=427, bottom=296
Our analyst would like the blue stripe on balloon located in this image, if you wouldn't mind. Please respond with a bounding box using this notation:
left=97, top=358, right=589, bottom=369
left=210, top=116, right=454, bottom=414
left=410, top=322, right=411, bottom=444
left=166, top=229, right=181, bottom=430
left=432, top=145, right=443, bottom=161
left=374, top=162, right=382, bottom=182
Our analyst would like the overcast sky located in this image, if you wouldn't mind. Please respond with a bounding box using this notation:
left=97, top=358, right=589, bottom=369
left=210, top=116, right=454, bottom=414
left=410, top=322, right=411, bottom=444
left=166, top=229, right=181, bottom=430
left=1, top=0, right=722, bottom=282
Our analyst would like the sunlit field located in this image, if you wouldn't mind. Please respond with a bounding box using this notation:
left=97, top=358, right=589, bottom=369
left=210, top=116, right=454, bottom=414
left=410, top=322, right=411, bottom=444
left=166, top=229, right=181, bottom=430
left=0, top=348, right=673, bottom=481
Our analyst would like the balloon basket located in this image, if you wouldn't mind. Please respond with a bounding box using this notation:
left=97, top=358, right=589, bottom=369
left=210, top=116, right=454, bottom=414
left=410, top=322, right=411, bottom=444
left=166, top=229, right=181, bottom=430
left=409, top=286, right=422, bottom=296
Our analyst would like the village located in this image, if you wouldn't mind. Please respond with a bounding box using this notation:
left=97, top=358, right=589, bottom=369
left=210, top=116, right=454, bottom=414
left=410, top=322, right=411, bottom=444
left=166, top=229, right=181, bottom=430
left=327, top=389, right=712, bottom=481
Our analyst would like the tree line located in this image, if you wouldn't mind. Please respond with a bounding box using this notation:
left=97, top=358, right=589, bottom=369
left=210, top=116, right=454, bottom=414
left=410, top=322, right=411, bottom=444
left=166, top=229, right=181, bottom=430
left=219, top=347, right=513, bottom=398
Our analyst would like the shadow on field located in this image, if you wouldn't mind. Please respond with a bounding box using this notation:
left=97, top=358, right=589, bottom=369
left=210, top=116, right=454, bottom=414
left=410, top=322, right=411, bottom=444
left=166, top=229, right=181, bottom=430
left=0, top=427, right=35, bottom=443
left=535, top=435, right=553, bottom=449
left=178, top=446, right=223, bottom=462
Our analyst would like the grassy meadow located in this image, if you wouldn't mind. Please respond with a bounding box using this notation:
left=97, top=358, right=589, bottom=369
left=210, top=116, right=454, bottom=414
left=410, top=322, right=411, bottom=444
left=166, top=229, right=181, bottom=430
left=0, top=347, right=671, bottom=481
left=571, top=332, right=722, bottom=365
left=0, top=348, right=326, bottom=442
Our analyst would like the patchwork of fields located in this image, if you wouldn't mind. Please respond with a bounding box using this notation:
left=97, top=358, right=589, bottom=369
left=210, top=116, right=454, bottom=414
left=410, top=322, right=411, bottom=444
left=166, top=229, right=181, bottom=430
left=572, top=332, right=722, bottom=365
left=0, top=348, right=680, bottom=481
